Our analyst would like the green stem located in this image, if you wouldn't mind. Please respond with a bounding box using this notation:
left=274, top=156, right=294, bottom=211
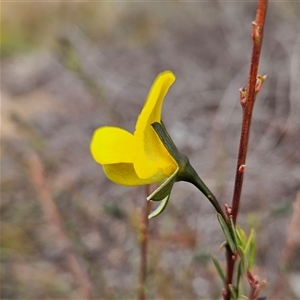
left=183, top=161, right=226, bottom=221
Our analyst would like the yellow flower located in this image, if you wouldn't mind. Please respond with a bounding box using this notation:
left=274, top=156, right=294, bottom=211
left=90, top=71, right=178, bottom=186
left=91, top=71, right=225, bottom=219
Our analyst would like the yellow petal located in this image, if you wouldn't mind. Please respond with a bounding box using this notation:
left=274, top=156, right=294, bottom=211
left=103, top=163, right=167, bottom=186
left=135, top=71, right=176, bottom=131
left=134, top=71, right=177, bottom=179
left=135, top=127, right=176, bottom=179
left=90, top=127, right=135, bottom=164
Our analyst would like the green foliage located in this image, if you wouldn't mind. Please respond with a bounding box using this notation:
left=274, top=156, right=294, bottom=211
left=235, top=226, right=256, bottom=273
left=212, top=219, right=258, bottom=299
left=211, top=254, right=226, bottom=285
left=228, top=284, right=238, bottom=300
left=217, top=214, right=236, bottom=253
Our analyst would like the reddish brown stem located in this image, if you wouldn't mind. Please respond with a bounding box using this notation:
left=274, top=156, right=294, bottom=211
left=224, top=1, right=268, bottom=299
left=138, top=185, right=152, bottom=300
left=231, top=0, right=268, bottom=223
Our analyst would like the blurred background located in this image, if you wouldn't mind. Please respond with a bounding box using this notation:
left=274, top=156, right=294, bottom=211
left=1, top=1, right=300, bottom=299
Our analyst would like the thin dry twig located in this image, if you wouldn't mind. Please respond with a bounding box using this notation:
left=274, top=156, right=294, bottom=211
left=138, top=185, right=152, bottom=300
left=224, top=1, right=268, bottom=299
left=27, top=152, right=93, bottom=300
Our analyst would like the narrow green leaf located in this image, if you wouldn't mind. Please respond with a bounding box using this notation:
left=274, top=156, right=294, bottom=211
left=229, top=216, right=239, bottom=246
left=237, top=245, right=246, bottom=274
left=217, top=214, right=236, bottom=253
left=248, top=229, right=256, bottom=270
left=211, top=254, right=226, bottom=284
left=235, top=226, right=246, bottom=247
left=228, top=284, right=238, bottom=300
left=148, top=194, right=170, bottom=219
left=219, top=241, right=227, bottom=250
left=236, top=260, right=243, bottom=297
left=237, top=245, right=244, bottom=259
left=244, top=228, right=254, bottom=254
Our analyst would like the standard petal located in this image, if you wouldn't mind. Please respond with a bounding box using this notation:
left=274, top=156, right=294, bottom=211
left=135, top=71, right=176, bottom=133
left=103, top=163, right=167, bottom=186
left=90, top=127, right=135, bottom=164
left=134, top=71, right=177, bottom=179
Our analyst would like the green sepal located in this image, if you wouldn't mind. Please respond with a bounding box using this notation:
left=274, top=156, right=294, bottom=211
left=148, top=194, right=170, bottom=219
left=211, top=254, right=226, bottom=284
left=152, top=121, right=211, bottom=199
left=151, top=121, right=226, bottom=220
left=151, top=122, right=179, bottom=161
left=217, top=214, right=236, bottom=253
left=147, top=168, right=178, bottom=201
